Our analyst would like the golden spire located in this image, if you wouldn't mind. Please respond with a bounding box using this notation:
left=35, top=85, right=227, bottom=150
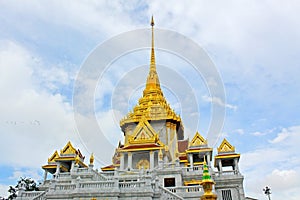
left=150, top=16, right=155, bottom=72
left=119, top=17, right=183, bottom=130
left=145, top=16, right=161, bottom=91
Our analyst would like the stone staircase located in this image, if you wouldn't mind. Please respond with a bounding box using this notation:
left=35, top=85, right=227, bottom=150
left=159, top=186, right=184, bottom=200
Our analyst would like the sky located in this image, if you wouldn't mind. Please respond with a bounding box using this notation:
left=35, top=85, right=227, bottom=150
left=0, top=0, right=300, bottom=199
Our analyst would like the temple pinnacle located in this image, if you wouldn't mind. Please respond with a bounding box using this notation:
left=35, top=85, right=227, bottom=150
left=150, top=16, right=156, bottom=72
left=151, top=15, right=155, bottom=27
left=145, top=16, right=160, bottom=91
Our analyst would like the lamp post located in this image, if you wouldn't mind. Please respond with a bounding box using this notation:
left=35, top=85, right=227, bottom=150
left=263, top=186, right=271, bottom=200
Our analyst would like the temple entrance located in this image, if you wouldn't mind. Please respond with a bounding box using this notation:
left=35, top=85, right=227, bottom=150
left=164, top=178, right=175, bottom=187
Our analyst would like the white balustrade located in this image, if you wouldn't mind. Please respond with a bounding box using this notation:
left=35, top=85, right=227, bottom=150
left=119, top=181, right=145, bottom=190
left=167, top=185, right=203, bottom=193
left=57, top=172, right=71, bottom=179
left=215, top=170, right=237, bottom=177
left=77, top=168, right=89, bottom=173
left=79, top=181, right=114, bottom=188
left=20, top=191, right=44, bottom=198
left=55, top=184, right=76, bottom=190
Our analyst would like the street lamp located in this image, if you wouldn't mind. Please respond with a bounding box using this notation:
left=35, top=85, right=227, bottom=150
left=263, top=186, right=271, bottom=200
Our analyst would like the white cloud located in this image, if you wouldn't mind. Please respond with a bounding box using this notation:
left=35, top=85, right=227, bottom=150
left=251, top=128, right=276, bottom=137
left=265, top=169, right=300, bottom=190
left=0, top=1, right=137, bottom=41
left=234, top=129, right=244, bottom=135
left=202, top=95, right=237, bottom=110
left=240, top=125, right=300, bottom=200
left=0, top=184, right=9, bottom=198
left=269, top=131, right=289, bottom=144
left=252, top=131, right=264, bottom=136
left=9, top=168, right=42, bottom=183
left=0, top=40, right=78, bottom=168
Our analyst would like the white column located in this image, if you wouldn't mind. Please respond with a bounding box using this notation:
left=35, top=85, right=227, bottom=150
left=120, top=153, right=124, bottom=170
left=207, top=154, right=211, bottom=166
left=128, top=152, right=132, bottom=169
left=189, top=154, right=194, bottom=168
left=56, top=163, right=61, bottom=175
left=70, top=161, right=75, bottom=172
left=218, top=159, right=223, bottom=173
left=234, top=158, right=239, bottom=173
left=150, top=151, right=154, bottom=170
left=43, top=171, right=48, bottom=181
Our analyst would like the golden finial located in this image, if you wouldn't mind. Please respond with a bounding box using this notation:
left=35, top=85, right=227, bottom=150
left=159, top=149, right=163, bottom=160
left=151, top=15, right=154, bottom=27
left=90, top=153, right=94, bottom=165
left=75, top=155, right=80, bottom=165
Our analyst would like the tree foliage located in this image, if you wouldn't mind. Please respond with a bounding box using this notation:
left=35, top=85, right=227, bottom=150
left=0, top=177, right=39, bottom=200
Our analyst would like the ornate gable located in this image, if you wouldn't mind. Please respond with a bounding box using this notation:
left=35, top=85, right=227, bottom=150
left=189, top=132, right=207, bottom=147
left=60, top=141, right=77, bottom=155
left=127, top=118, right=159, bottom=145
left=48, top=151, right=59, bottom=163
left=218, top=138, right=235, bottom=153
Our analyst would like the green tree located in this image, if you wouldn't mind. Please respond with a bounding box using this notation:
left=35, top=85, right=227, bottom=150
left=2, top=177, right=39, bottom=200
left=16, top=177, right=39, bottom=191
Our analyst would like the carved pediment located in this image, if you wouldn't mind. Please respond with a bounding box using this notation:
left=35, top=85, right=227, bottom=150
left=218, top=138, right=235, bottom=153
left=189, top=132, right=207, bottom=147
left=61, top=141, right=77, bottom=155
left=128, top=118, right=158, bottom=145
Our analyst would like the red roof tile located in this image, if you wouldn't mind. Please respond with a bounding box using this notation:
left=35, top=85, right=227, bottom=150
left=178, top=139, right=189, bottom=153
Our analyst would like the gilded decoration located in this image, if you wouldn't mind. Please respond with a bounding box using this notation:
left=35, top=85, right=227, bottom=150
left=90, top=153, right=94, bottom=165
left=126, top=119, right=159, bottom=145
left=217, top=138, right=235, bottom=153
left=136, top=159, right=150, bottom=169
left=60, top=141, right=77, bottom=155
left=189, top=132, right=207, bottom=147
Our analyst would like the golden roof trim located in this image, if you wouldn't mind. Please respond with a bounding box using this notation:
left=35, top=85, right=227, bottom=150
left=217, top=138, right=235, bottom=153
left=189, top=132, right=207, bottom=147
left=48, top=150, right=59, bottom=163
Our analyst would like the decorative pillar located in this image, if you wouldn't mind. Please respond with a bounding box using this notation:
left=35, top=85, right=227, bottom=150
left=128, top=152, right=132, bottom=169
left=158, top=149, right=163, bottom=169
left=120, top=153, right=124, bottom=170
left=166, top=122, right=171, bottom=145
left=150, top=151, right=154, bottom=169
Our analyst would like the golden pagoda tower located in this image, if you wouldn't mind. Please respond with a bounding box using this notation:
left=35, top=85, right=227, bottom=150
left=111, top=16, right=185, bottom=171
left=200, top=159, right=217, bottom=200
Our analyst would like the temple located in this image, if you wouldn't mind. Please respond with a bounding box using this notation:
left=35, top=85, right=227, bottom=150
left=17, top=17, right=246, bottom=200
